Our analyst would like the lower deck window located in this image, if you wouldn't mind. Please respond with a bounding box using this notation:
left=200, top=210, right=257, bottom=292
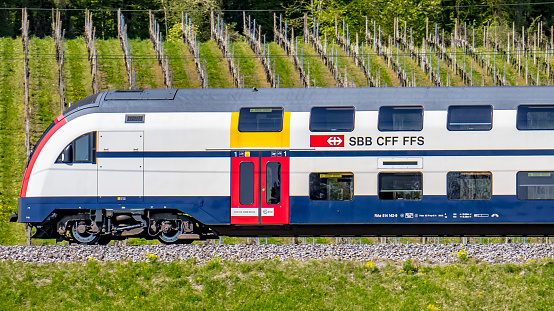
left=447, top=172, right=492, bottom=200
left=517, top=171, right=554, bottom=200
left=309, top=173, right=353, bottom=201
left=379, top=172, right=422, bottom=200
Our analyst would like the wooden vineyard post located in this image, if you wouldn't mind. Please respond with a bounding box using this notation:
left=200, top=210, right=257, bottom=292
left=52, top=9, right=65, bottom=112
left=244, top=12, right=275, bottom=87
left=22, top=8, right=30, bottom=159
left=210, top=12, right=242, bottom=88
left=117, top=9, right=134, bottom=89
left=149, top=11, right=172, bottom=88
left=182, top=12, right=208, bottom=88
left=23, top=8, right=33, bottom=245
left=84, top=9, right=98, bottom=93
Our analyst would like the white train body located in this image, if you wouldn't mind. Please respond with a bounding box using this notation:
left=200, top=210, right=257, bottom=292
left=14, top=87, right=554, bottom=243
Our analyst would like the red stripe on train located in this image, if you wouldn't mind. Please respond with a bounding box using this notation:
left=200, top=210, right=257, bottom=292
left=20, top=114, right=67, bottom=197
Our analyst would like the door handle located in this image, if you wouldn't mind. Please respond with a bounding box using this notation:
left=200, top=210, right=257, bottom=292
left=262, top=188, right=265, bottom=192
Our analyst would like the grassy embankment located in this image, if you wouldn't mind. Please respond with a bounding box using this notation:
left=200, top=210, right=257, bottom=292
left=199, top=40, right=234, bottom=88
left=388, top=46, right=434, bottom=87
left=1, top=257, right=553, bottom=310
left=129, top=39, right=165, bottom=89
left=165, top=40, right=202, bottom=89
left=0, top=38, right=26, bottom=245
left=365, top=49, right=397, bottom=87
left=64, top=38, right=93, bottom=104
left=230, top=41, right=270, bottom=89
left=96, top=38, right=128, bottom=91
left=295, top=39, right=336, bottom=87
left=269, top=42, right=303, bottom=88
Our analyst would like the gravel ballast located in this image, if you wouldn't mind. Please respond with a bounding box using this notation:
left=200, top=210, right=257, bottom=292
left=0, top=244, right=553, bottom=264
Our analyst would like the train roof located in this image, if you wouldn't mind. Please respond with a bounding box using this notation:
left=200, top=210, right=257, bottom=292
left=64, top=86, right=554, bottom=121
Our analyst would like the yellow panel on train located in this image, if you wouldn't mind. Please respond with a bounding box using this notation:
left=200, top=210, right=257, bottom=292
left=230, top=112, right=291, bottom=148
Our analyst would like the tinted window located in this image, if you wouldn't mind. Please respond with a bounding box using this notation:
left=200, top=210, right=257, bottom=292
left=447, top=172, right=492, bottom=200
left=379, top=172, right=422, bottom=200
left=266, top=162, right=281, bottom=204
left=517, top=105, right=554, bottom=130
left=239, top=107, right=283, bottom=132
left=447, top=105, right=492, bottom=131
left=73, top=134, right=91, bottom=162
left=56, top=132, right=96, bottom=164
left=517, top=171, right=554, bottom=200
left=378, top=106, right=423, bottom=131
left=310, top=106, right=355, bottom=132
left=309, top=172, right=354, bottom=201
left=239, top=162, right=255, bottom=205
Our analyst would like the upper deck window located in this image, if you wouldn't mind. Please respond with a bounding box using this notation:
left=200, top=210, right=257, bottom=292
left=239, top=107, right=283, bottom=132
left=310, top=106, right=355, bottom=132
left=378, top=106, right=423, bottom=131
left=447, top=105, right=492, bottom=131
left=517, top=105, right=554, bottom=130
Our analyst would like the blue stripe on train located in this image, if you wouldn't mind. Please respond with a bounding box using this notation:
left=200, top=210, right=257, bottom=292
left=18, top=195, right=554, bottom=224
left=18, top=196, right=230, bottom=224
left=289, top=195, right=554, bottom=224
left=95, top=149, right=554, bottom=158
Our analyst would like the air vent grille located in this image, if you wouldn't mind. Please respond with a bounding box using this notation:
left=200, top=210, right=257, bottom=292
left=125, top=114, right=145, bottom=123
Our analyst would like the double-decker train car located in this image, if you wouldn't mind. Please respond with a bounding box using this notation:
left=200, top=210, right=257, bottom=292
left=11, top=86, right=554, bottom=244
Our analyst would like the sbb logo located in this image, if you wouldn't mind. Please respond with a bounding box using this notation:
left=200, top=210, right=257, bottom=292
left=310, top=135, right=345, bottom=147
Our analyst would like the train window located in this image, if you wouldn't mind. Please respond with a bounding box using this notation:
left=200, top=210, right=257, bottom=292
left=378, top=172, right=422, bottom=200
left=239, top=107, right=283, bottom=132
left=310, top=106, right=355, bottom=132
left=266, top=162, right=281, bottom=204
left=378, top=106, right=423, bottom=131
left=309, top=173, right=354, bottom=201
left=447, top=172, right=492, bottom=200
left=517, top=171, right=554, bottom=200
left=55, top=132, right=96, bottom=164
left=517, top=105, right=554, bottom=130
left=447, top=105, right=492, bottom=131
left=239, top=162, right=255, bottom=205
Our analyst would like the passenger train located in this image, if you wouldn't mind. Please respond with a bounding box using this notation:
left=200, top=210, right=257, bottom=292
left=11, top=86, right=554, bottom=244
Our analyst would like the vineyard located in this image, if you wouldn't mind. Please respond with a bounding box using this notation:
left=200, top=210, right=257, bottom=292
left=1, top=8, right=554, bottom=243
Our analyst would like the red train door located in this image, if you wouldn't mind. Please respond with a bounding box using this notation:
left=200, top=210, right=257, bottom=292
left=231, top=151, right=289, bottom=225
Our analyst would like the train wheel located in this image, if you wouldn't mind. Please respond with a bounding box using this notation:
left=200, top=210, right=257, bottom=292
left=157, top=220, right=184, bottom=244
left=70, top=221, right=101, bottom=245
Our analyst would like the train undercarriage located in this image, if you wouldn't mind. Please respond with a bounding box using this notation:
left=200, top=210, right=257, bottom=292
left=19, top=209, right=217, bottom=245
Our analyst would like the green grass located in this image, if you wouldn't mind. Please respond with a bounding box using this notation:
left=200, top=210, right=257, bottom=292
left=269, top=42, right=302, bottom=88
left=326, top=42, right=368, bottom=87
left=296, top=39, right=336, bottom=87
left=165, top=40, right=202, bottom=89
left=199, top=40, right=234, bottom=88
left=129, top=39, right=164, bottom=89
left=96, top=39, right=128, bottom=90
left=231, top=41, right=270, bottom=89
left=64, top=38, right=93, bottom=104
left=28, top=36, right=59, bottom=143
left=0, top=38, right=26, bottom=244
left=1, top=257, right=553, bottom=310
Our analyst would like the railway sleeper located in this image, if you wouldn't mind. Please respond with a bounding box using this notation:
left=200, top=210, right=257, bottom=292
left=30, top=209, right=215, bottom=245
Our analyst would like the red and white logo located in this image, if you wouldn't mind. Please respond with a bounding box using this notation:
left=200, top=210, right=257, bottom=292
left=310, top=135, right=344, bottom=147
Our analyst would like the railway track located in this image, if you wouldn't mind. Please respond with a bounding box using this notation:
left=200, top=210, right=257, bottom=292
left=1, top=243, right=553, bottom=264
